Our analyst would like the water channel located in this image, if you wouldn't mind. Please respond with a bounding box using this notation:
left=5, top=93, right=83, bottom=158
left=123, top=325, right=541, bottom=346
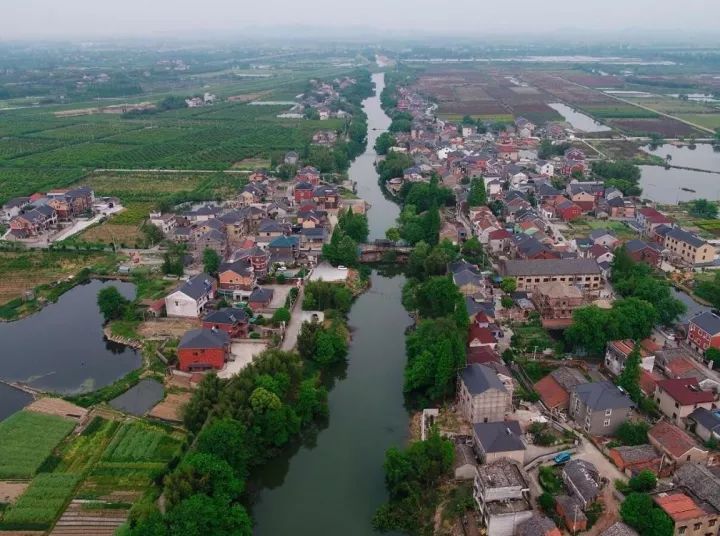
left=350, top=72, right=400, bottom=241
left=0, top=279, right=140, bottom=396
left=547, top=102, right=611, bottom=133
left=252, top=73, right=412, bottom=534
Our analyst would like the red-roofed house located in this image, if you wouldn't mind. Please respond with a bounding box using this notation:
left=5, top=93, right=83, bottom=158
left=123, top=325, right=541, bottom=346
left=648, top=420, right=708, bottom=467
left=639, top=369, right=661, bottom=397
left=654, top=378, right=716, bottom=428
left=608, top=444, right=665, bottom=477
left=488, top=229, right=512, bottom=253
left=534, top=375, right=570, bottom=411
left=654, top=492, right=717, bottom=535
left=637, top=206, right=671, bottom=235
left=467, top=346, right=502, bottom=365
left=468, top=324, right=498, bottom=350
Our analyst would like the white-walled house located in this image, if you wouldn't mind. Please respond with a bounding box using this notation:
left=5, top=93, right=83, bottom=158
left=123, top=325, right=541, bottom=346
left=165, top=273, right=215, bottom=318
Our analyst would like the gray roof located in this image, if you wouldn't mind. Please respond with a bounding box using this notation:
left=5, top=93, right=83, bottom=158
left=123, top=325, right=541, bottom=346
left=517, top=513, right=560, bottom=536
left=674, top=463, right=720, bottom=512
left=465, top=297, right=494, bottom=318
left=610, top=444, right=659, bottom=465
left=555, top=495, right=587, bottom=521
left=688, top=407, right=720, bottom=434
left=460, top=364, right=506, bottom=395
left=666, top=227, right=707, bottom=248
left=600, top=523, right=639, bottom=536
left=449, top=259, right=480, bottom=275
left=572, top=381, right=633, bottom=411
left=179, top=328, right=229, bottom=349
left=219, top=260, right=253, bottom=276
left=589, top=228, right=615, bottom=240
left=473, top=421, right=525, bottom=453
left=203, top=307, right=248, bottom=325
left=550, top=367, right=588, bottom=391
left=501, top=258, right=601, bottom=277
left=453, top=269, right=483, bottom=287
left=690, top=312, right=720, bottom=335
left=563, top=459, right=600, bottom=503
left=177, top=273, right=214, bottom=300
left=625, top=239, right=650, bottom=253
left=249, top=287, right=274, bottom=303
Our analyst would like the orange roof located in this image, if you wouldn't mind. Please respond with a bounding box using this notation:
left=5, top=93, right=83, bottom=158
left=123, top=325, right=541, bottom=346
left=666, top=356, right=697, bottom=377
left=641, top=338, right=661, bottom=353
left=609, top=339, right=652, bottom=358
left=654, top=493, right=707, bottom=522
left=649, top=421, right=702, bottom=459
left=639, top=368, right=660, bottom=397
left=534, top=375, right=569, bottom=409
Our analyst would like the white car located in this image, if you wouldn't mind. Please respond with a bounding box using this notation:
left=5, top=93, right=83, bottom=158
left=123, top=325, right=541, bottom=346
left=337, top=265, right=348, bottom=271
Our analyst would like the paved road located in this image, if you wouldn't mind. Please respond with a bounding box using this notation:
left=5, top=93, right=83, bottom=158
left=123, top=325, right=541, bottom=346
left=281, top=284, right=305, bottom=351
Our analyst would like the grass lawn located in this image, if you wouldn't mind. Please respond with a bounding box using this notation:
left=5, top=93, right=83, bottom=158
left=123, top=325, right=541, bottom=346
left=0, top=411, right=75, bottom=479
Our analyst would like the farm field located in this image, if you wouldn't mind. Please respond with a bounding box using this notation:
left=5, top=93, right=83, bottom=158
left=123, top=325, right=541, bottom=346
left=0, top=417, right=185, bottom=533
left=606, top=118, right=702, bottom=137
left=0, top=411, right=75, bottom=479
left=0, top=250, right=114, bottom=306
left=677, top=113, right=720, bottom=130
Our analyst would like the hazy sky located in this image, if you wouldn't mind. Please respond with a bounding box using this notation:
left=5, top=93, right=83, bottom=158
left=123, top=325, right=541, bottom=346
left=2, top=0, right=720, bottom=40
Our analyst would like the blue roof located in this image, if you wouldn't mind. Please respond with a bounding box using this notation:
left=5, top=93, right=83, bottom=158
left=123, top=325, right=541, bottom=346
left=269, top=235, right=299, bottom=248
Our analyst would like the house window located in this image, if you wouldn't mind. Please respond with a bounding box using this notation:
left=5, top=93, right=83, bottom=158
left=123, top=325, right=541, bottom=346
left=675, top=402, right=680, bottom=409
left=694, top=523, right=702, bottom=531
left=678, top=527, right=686, bottom=535
left=605, top=409, right=612, bottom=417
left=709, top=519, right=717, bottom=527
left=603, top=419, right=611, bottom=427
left=687, top=455, right=691, bottom=461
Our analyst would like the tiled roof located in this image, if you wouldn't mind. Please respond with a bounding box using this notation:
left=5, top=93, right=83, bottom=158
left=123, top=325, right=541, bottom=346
left=473, top=421, right=525, bottom=453
left=666, top=227, right=706, bottom=248
left=572, top=381, right=633, bottom=411
left=649, top=420, right=704, bottom=459
left=501, top=258, right=601, bottom=277
left=534, top=375, right=569, bottom=409
left=656, top=377, right=715, bottom=405
left=563, top=459, right=600, bottom=504
left=654, top=492, right=708, bottom=522
left=674, top=463, right=720, bottom=512
left=690, top=312, right=720, bottom=336
left=179, top=328, right=229, bottom=349
left=460, top=364, right=506, bottom=395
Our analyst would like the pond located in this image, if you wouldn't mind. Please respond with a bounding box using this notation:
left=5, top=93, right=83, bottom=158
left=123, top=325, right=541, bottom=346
left=0, top=279, right=141, bottom=394
left=251, top=273, right=411, bottom=535
left=641, top=143, right=720, bottom=173
left=0, top=384, right=32, bottom=421
left=639, top=165, right=720, bottom=204
left=547, top=102, right=611, bottom=133
left=109, top=378, right=165, bottom=416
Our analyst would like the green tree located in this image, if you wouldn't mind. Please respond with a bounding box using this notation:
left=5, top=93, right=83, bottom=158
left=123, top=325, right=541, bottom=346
left=202, top=248, right=221, bottom=276
left=162, top=242, right=186, bottom=276
left=313, top=322, right=348, bottom=366
left=565, top=306, right=612, bottom=355
left=385, top=227, right=401, bottom=242
left=501, top=296, right=514, bottom=309
left=467, top=177, right=487, bottom=207
left=322, top=228, right=359, bottom=267
left=689, top=198, right=719, bottom=219
left=297, top=321, right=322, bottom=359
left=338, top=208, right=369, bottom=242
left=706, top=347, right=720, bottom=368
left=628, top=470, right=657, bottom=492
left=375, top=132, right=397, bottom=155
left=620, top=493, right=673, bottom=536
left=461, top=237, right=485, bottom=267
left=617, top=344, right=642, bottom=402
left=196, top=419, right=251, bottom=474
left=616, top=421, right=650, bottom=446
left=164, top=453, right=243, bottom=508
left=166, top=495, right=252, bottom=536
left=272, top=307, right=291, bottom=325
left=97, top=285, right=130, bottom=322
left=415, top=276, right=463, bottom=319
left=500, top=277, right=517, bottom=294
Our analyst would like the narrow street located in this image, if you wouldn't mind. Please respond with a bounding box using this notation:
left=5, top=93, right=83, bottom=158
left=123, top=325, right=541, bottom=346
left=280, top=284, right=305, bottom=351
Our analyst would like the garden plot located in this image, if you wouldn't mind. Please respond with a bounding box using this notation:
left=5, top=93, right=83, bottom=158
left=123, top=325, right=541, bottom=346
left=0, top=411, right=75, bottom=479
left=0, top=474, right=80, bottom=531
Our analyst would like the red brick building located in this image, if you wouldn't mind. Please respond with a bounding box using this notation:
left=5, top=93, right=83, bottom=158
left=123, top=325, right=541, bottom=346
left=688, top=312, right=720, bottom=353
left=202, top=308, right=249, bottom=338
left=177, top=328, right=230, bottom=372
left=293, top=182, right=315, bottom=204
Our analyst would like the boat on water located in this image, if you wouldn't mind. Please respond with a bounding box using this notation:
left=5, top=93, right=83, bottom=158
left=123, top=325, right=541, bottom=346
left=681, top=187, right=697, bottom=192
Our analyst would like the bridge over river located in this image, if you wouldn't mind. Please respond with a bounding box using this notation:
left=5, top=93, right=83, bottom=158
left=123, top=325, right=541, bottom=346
left=358, top=241, right=412, bottom=263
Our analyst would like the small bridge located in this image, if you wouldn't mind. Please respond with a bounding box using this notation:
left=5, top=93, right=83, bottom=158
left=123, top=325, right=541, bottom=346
left=359, top=240, right=412, bottom=263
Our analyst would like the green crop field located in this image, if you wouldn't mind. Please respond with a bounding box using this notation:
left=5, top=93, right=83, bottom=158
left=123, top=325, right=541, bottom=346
left=678, top=113, right=720, bottom=130
left=0, top=411, right=75, bottom=479
left=0, top=473, right=80, bottom=530
left=102, top=421, right=183, bottom=463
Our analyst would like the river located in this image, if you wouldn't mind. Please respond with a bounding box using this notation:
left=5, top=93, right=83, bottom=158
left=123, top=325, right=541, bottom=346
left=252, top=73, right=412, bottom=535
left=349, top=72, right=399, bottom=241
left=0, top=279, right=140, bottom=395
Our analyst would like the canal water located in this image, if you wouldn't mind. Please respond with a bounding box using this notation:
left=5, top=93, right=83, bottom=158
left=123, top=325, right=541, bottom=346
left=0, top=384, right=32, bottom=421
left=252, top=73, right=411, bottom=535
left=547, top=102, right=611, bottom=133
left=349, top=72, right=399, bottom=241
left=252, top=273, right=411, bottom=535
left=109, top=377, right=165, bottom=416
left=641, top=143, right=720, bottom=173
left=0, top=279, right=140, bottom=395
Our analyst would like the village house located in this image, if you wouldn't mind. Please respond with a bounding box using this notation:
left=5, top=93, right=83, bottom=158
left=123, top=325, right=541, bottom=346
left=472, top=421, right=526, bottom=464
left=1, top=196, right=30, bottom=223
left=9, top=204, right=57, bottom=237
left=562, top=148, right=586, bottom=175
left=473, top=459, right=533, bottom=536
left=654, top=491, right=719, bottom=536
left=195, top=229, right=227, bottom=256
left=609, top=444, right=665, bottom=478
left=605, top=339, right=656, bottom=377
left=488, top=229, right=513, bottom=253
left=248, top=287, right=274, bottom=310
left=569, top=381, right=634, bottom=435
left=293, top=181, right=315, bottom=204
left=516, top=514, right=562, bottom=536
left=654, top=377, right=716, bottom=429
left=531, top=281, right=583, bottom=329
left=217, top=260, right=256, bottom=297
left=177, top=328, right=230, bottom=372
left=268, top=235, right=299, bottom=264
left=149, top=211, right=177, bottom=235
left=648, top=420, right=709, bottom=468
left=664, top=227, right=715, bottom=267
left=637, top=206, right=672, bottom=235
left=543, top=195, right=582, bottom=222
left=499, top=259, right=602, bottom=294
left=625, top=239, right=663, bottom=268
left=688, top=407, right=720, bottom=443
left=674, top=464, right=720, bottom=519
left=202, top=308, right=249, bottom=338
left=562, top=459, right=601, bottom=509
left=458, top=364, right=512, bottom=424
left=165, top=273, right=215, bottom=318
left=555, top=495, right=587, bottom=534
left=313, top=185, right=339, bottom=210
left=534, top=366, right=588, bottom=414
left=688, top=312, right=720, bottom=353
